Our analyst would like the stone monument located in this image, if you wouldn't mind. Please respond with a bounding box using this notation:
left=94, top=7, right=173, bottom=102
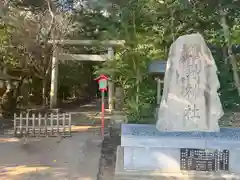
left=111, top=87, right=127, bottom=130
left=157, top=33, right=223, bottom=132
left=114, top=34, right=240, bottom=179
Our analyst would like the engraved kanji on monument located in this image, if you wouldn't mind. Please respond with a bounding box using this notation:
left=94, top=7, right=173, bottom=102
left=156, top=33, right=224, bottom=132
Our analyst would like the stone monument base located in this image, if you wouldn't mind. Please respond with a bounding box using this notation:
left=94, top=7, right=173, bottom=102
left=115, top=124, right=240, bottom=180
left=115, top=146, right=240, bottom=180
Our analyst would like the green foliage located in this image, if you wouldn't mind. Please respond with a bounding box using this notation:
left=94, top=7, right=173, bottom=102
left=1, top=0, right=240, bottom=118
left=210, top=46, right=240, bottom=111
left=95, top=0, right=168, bottom=122
left=58, top=61, right=97, bottom=99
left=96, top=45, right=158, bottom=122
left=0, top=23, right=19, bottom=67
left=94, top=0, right=240, bottom=123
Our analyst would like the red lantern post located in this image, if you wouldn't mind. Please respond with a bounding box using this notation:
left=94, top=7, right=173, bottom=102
left=95, top=75, right=109, bottom=136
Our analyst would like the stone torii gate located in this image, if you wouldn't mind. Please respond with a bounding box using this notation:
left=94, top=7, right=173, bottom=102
left=48, top=39, right=125, bottom=110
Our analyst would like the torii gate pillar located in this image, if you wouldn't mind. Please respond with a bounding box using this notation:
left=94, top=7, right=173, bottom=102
left=107, top=47, right=114, bottom=112
left=50, top=43, right=59, bottom=108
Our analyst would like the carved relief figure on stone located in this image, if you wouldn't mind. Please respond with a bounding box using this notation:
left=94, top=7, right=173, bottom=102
left=156, top=33, right=224, bottom=132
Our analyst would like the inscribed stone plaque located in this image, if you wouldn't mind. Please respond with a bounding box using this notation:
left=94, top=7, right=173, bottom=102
left=180, top=148, right=229, bottom=171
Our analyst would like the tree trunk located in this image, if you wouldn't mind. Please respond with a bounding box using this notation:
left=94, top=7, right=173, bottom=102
left=223, top=46, right=228, bottom=64
left=136, top=66, right=140, bottom=106
left=219, top=8, right=240, bottom=96
left=1, top=81, right=17, bottom=118
left=42, top=77, right=48, bottom=107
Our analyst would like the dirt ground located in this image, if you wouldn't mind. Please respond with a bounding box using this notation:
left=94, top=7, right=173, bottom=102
left=0, top=132, right=102, bottom=180
left=0, top=99, right=108, bottom=180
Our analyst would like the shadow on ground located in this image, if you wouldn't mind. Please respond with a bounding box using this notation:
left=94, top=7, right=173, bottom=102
left=97, top=128, right=120, bottom=180
left=0, top=132, right=102, bottom=180
left=0, top=98, right=112, bottom=180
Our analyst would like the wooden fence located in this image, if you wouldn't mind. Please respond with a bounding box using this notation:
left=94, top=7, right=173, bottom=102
left=14, top=112, right=71, bottom=137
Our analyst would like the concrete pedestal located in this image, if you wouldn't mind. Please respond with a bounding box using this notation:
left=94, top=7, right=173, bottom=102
left=115, top=124, right=240, bottom=180
left=115, top=146, right=240, bottom=180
